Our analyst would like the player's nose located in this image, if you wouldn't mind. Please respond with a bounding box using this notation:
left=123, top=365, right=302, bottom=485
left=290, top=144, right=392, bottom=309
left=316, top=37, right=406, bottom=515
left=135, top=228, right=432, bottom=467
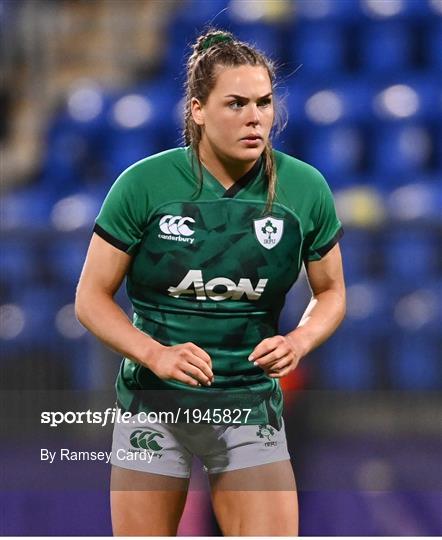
left=245, top=103, right=260, bottom=125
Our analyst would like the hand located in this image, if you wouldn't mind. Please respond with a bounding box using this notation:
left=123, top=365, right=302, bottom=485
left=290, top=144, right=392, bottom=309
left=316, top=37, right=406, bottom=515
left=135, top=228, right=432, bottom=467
left=146, top=342, right=213, bottom=387
left=248, top=335, right=305, bottom=378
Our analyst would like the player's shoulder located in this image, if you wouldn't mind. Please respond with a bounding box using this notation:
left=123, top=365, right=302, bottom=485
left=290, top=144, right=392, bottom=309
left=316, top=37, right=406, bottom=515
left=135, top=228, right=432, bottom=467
left=273, top=149, right=329, bottom=191
left=117, top=147, right=188, bottom=183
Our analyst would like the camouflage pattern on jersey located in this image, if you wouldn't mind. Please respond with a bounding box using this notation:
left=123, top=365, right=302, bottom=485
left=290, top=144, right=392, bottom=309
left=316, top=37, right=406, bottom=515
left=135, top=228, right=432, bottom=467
left=95, top=147, right=343, bottom=427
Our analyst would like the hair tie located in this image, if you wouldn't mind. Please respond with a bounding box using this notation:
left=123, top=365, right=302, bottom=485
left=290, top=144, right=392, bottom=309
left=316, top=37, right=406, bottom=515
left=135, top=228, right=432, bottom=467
left=199, top=34, right=233, bottom=52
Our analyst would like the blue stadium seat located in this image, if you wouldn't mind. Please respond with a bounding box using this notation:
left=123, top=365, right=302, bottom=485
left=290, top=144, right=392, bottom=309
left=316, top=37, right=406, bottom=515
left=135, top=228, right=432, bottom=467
left=388, top=333, right=441, bottom=390
left=430, top=281, right=442, bottom=333
left=49, top=191, right=102, bottom=233
left=401, top=0, right=436, bottom=19
left=102, top=85, right=176, bottom=177
left=438, top=141, right=442, bottom=173
left=387, top=179, right=442, bottom=222
left=4, top=287, right=60, bottom=346
left=138, top=77, right=186, bottom=149
left=137, top=78, right=183, bottom=128
left=286, top=79, right=375, bottom=142
left=295, top=0, right=361, bottom=23
left=283, top=80, right=310, bottom=127
left=0, top=188, right=53, bottom=230
left=104, top=128, right=160, bottom=179
left=160, top=97, right=187, bottom=150
left=372, top=75, right=439, bottom=123
left=359, top=22, right=412, bottom=73
left=1, top=287, right=91, bottom=387
left=291, top=24, right=346, bottom=76
left=360, top=0, right=434, bottom=21
left=371, top=124, right=432, bottom=176
left=344, top=279, right=391, bottom=338
left=427, top=22, right=442, bottom=69
left=391, top=281, right=442, bottom=336
left=338, top=230, right=375, bottom=281
left=163, top=0, right=231, bottom=72
left=408, top=75, right=440, bottom=121
left=303, top=125, right=363, bottom=178
left=162, top=22, right=195, bottom=74
left=39, top=82, right=112, bottom=198
left=383, top=230, right=439, bottom=285
left=46, top=238, right=89, bottom=287
left=51, top=302, right=91, bottom=388
left=320, top=333, right=377, bottom=390
left=0, top=240, right=37, bottom=296
left=41, top=112, right=105, bottom=196
left=299, top=79, right=375, bottom=126
left=333, top=80, right=375, bottom=123
left=172, top=0, right=230, bottom=26
left=230, top=23, right=281, bottom=58
left=104, top=132, right=159, bottom=179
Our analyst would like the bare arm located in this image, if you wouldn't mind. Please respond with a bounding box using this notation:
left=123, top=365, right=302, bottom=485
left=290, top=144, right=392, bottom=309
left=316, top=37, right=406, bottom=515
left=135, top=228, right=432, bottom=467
left=76, top=233, right=151, bottom=361
left=288, top=243, right=346, bottom=355
left=249, top=243, right=346, bottom=377
left=75, top=233, right=213, bottom=386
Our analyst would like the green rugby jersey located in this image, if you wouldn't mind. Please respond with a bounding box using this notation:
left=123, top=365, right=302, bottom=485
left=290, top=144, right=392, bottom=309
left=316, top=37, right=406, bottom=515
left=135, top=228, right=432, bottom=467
left=94, top=147, right=343, bottom=427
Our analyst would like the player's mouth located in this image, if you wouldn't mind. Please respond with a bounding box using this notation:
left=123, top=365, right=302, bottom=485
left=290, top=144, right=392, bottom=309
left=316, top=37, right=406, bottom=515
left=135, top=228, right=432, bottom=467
left=240, top=135, right=263, bottom=146
left=241, top=134, right=262, bottom=141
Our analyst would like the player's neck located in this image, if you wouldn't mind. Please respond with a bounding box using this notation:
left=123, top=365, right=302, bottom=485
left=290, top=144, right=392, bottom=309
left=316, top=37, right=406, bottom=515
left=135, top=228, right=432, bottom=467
left=198, top=144, right=258, bottom=190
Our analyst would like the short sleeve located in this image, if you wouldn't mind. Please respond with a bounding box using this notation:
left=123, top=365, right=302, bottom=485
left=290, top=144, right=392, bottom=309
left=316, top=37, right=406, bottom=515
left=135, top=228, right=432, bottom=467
left=94, top=165, right=149, bottom=254
left=304, top=171, right=343, bottom=262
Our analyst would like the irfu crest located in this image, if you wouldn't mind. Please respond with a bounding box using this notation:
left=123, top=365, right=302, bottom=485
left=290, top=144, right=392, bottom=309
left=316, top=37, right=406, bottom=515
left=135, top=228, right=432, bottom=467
left=253, top=217, right=284, bottom=250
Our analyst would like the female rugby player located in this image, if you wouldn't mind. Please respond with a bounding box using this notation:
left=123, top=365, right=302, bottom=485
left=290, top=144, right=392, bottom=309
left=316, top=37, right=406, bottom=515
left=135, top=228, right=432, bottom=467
left=75, top=29, right=346, bottom=536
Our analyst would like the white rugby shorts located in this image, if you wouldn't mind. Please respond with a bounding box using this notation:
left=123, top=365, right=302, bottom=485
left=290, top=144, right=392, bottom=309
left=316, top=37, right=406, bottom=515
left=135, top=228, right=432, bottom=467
left=110, top=412, right=290, bottom=478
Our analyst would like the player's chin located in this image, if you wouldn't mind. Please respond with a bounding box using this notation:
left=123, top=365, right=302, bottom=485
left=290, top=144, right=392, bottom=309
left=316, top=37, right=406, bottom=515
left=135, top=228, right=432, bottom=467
left=235, top=144, right=265, bottom=161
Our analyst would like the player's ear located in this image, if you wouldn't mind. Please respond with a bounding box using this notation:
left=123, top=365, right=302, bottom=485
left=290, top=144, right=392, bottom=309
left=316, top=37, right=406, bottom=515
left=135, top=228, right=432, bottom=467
left=191, top=97, right=205, bottom=126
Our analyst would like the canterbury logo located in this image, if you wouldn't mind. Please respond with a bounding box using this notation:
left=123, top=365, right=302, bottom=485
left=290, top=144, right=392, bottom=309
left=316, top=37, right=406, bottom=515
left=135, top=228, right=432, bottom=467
left=168, top=269, right=268, bottom=302
left=130, top=429, right=165, bottom=451
left=160, top=215, right=194, bottom=236
left=158, top=215, right=195, bottom=244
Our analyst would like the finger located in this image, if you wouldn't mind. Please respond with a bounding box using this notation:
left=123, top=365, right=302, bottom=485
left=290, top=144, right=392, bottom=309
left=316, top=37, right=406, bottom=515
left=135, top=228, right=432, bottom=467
left=269, top=365, right=293, bottom=378
left=187, top=354, right=214, bottom=381
left=253, top=349, right=282, bottom=367
left=174, top=371, right=201, bottom=387
left=249, top=337, right=278, bottom=360
left=266, top=355, right=292, bottom=374
left=253, top=342, right=291, bottom=367
left=182, top=361, right=212, bottom=386
left=249, top=336, right=284, bottom=362
left=187, top=342, right=212, bottom=367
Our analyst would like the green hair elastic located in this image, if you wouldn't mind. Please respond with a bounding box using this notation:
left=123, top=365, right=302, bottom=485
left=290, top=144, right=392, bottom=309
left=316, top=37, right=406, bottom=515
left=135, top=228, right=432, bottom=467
left=200, top=34, right=234, bottom=51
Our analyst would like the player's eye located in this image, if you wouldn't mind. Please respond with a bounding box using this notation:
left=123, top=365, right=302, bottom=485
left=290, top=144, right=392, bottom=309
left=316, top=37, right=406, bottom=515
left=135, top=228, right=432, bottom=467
left=258, top=98, right=272, bottom=108
left=228, top=100, right=245, bottom=110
